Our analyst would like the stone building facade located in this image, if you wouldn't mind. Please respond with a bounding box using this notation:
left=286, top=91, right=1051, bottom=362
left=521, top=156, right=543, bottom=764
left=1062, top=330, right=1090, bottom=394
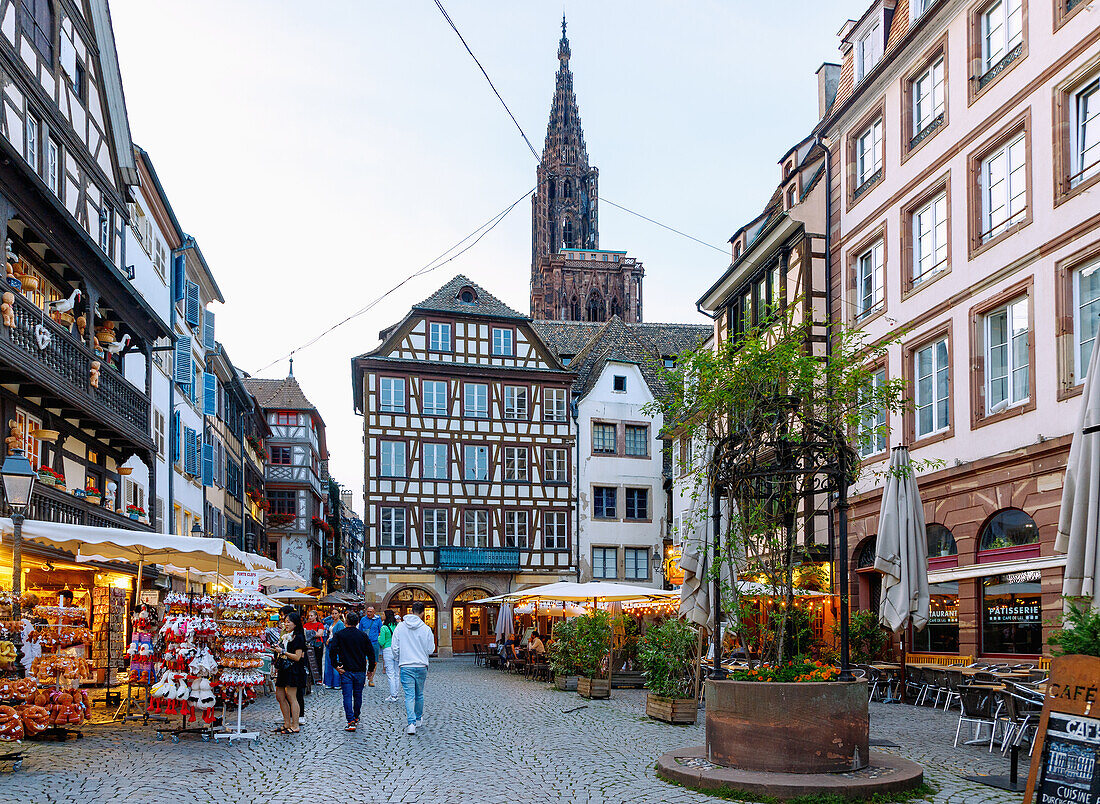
left=529, top=21, right=644, bottom=324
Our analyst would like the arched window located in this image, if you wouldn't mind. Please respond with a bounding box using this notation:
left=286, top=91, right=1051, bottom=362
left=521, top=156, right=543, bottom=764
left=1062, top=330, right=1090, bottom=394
left=457, top=286, right=478, bottom=304
left=855, top=536, right=878, bottom=569
left=391, top=587, right=434, bottom=603
left=734, top=242, right=743, bottom=259
left=21, top=0, right=53, bottom=63
left=548, top=180, right=555, bottom=201
left=609, top=297, right=622, bottom=318
left=926, top=524, right=957, bottom=558
left=569, top=296, right=581, bottom=320
left=563, top=179, right=573, bottom=199
left=586, top=291, right=604, bottom=322
left=453, top=588, right=490, bottom=604
left=563, top=220, right=574, bottom=249
left=979, top=508, right=1039, bottom=552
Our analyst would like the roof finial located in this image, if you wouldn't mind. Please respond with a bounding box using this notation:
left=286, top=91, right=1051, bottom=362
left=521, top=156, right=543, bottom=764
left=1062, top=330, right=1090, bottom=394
left=562, top=13, right=567, bottom=38
left=288, top=356, right=294, bottom=377
left=558, top=12, right=570, bottom=62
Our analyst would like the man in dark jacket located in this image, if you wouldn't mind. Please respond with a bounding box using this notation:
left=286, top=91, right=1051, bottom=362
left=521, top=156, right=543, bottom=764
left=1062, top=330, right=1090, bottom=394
left=329, top=611, right=377, bottom=731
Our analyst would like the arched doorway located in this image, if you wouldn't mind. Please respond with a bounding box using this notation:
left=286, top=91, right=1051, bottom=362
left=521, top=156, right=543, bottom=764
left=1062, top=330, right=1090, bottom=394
left=451, top=588, right=491, bottom=655
left=387, top=587, right=438, bottom=644
left=854, top=536, right=881, bottom=617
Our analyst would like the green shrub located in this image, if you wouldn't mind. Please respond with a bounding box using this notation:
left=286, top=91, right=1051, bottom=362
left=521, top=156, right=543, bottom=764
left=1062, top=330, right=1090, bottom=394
left=1049, top=603, right=1100, bottom=658
left=574, top=610, right=612, bottom=678
left=548, top=617, right=580, bottom=676
left=639, top=618, right=698, bottom=699
left=834, top=609, right=891, bottom=664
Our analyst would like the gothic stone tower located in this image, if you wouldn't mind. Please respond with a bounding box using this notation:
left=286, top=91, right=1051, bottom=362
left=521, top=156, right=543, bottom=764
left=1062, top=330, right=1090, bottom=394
left=530, top=19, right=644, bottom=323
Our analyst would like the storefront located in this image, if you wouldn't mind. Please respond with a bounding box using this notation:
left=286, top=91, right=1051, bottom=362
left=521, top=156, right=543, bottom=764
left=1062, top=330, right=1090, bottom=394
left=386, top=587, right=438, bottom=642
left=450, top=588, right=490, bottom=655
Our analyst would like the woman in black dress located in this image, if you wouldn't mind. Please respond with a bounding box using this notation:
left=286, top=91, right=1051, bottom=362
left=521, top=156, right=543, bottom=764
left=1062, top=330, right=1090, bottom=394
left=273, top=611, right=307, bottom=734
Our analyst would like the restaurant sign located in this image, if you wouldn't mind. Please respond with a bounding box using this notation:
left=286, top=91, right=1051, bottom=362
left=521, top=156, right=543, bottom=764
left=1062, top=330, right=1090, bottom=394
left=986, top=603, right=1041, bottom=625
left=1025, top=656, right=1100, bottom=804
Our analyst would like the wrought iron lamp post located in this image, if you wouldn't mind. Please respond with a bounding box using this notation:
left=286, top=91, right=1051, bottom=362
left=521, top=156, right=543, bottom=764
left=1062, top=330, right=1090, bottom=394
left=2, top=448, right=37, bottom=623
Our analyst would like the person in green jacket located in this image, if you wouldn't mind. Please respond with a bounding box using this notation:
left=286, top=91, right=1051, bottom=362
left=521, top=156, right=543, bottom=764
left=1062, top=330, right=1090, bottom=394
left=378, top=609, right=400, bottom=702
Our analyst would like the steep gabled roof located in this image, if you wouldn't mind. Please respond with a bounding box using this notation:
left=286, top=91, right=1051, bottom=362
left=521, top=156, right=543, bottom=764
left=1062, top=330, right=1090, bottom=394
left=411, top=274, right=528, bottom=321
left=243, top=375, right=320, bottom=415
left=532, top=316, right=710, bottom=400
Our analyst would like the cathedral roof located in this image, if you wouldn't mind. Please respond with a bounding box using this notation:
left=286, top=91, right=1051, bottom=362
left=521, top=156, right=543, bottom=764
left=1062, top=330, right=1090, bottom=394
left=411, top=274, right=528, bottom=321
left=531, top=317, right=710, bottom=400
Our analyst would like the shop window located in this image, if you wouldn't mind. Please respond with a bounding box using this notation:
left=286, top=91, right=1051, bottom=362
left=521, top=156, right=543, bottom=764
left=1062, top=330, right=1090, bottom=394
left=914, top=581, right=959, bottom=653
left=981, top=570, right=1042, bottom=655
left=978, top=507, right=1039, bottom=554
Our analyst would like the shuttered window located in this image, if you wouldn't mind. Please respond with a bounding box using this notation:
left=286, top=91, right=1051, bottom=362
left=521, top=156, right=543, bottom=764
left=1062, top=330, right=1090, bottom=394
left=203, top=373, right=217, bottom=416
left=184, top=280, right=200, bottom=327
left=203, top=310, right=216, bottom=351
left=174, top=336, right=192, bottom=389
left=183, top=427, right=199, bottom=476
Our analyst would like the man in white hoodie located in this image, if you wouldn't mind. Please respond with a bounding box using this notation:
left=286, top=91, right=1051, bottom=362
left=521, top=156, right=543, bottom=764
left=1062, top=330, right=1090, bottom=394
left=391, top=601, right=435, bottom=735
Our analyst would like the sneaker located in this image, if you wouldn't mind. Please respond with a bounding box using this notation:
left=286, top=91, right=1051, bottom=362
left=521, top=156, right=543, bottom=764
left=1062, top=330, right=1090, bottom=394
left=415, top=719, right=423, bottom=727
left=298, top=716, right=306, bottom=724
left=344, top=724, right=356, bottom=732
left=385, top=696, right=398, bottom=703
left=406, top=724, right=416, bottom=735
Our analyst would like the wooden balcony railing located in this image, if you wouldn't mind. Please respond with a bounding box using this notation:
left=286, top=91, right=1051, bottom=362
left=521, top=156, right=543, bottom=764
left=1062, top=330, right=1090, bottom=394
left=29, top=482, right=153, bottom=531
left=3, top=292, right=151, bottom=448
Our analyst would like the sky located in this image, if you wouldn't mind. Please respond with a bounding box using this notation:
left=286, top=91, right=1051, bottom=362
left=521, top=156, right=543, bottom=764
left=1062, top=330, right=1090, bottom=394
left=109, top=0, right=852, bottom=513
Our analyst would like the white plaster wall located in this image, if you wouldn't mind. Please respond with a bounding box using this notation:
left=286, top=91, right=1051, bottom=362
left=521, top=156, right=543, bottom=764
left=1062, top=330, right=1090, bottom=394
left=576, top=361, right=665, bottom=587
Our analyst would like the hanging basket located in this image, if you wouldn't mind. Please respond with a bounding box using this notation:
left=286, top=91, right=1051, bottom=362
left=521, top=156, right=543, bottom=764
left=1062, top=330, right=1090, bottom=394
left=31, top=429, right=59, bottom=443
left=95, top=329, right=116, bottom=344
left=117, top=467, right=132, bottom=476
left=19, top=274, right=38, bottom=292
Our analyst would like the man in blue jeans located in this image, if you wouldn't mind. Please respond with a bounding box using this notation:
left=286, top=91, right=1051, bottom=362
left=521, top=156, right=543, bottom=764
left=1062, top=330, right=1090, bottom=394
left=392, top=601, right=435, bottom=735
left=328, top=611, right=376, bottom=732
left=357, top=606, right=383, bottom=687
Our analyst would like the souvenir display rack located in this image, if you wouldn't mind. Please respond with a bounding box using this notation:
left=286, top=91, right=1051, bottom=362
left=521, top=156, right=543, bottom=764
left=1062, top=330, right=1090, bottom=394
left=150, top=593, right=221, bottom=743
left=213, top=592, right=265, bottom=743
left=91, top=586, right=127, bottom=704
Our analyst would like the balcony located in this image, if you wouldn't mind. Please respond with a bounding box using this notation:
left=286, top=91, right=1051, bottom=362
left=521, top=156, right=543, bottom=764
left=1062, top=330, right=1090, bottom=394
left=29, top=482, right=153, bottom=531
left=0, top=292, right=152, bottom=451
left=436, top=547, right=520, bottom=573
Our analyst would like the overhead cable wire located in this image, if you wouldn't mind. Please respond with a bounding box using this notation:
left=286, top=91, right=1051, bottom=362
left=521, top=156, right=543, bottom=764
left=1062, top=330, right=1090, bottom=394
left=253, top=187, right=532, bottom=374
left=431, top=0, right=728, bottom=256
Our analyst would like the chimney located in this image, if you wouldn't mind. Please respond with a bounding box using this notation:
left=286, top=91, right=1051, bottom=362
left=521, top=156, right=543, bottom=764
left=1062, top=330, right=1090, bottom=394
left=816, top=63, right=841, bottom=118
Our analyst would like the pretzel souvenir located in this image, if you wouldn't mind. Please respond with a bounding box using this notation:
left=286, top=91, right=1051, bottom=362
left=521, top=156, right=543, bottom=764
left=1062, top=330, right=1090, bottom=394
left=0, top=705, right=23, bottom=741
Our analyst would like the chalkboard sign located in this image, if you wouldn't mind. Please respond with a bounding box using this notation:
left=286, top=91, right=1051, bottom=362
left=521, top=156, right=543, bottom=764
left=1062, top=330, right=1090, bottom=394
left=1025, top=655, right=1100, bottom=804
left=1035, top=713, right=1100, bottom=803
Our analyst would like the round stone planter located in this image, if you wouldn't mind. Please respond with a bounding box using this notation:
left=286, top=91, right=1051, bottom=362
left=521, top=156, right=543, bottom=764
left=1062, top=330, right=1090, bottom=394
left=705, top=679, right=868, bottom=773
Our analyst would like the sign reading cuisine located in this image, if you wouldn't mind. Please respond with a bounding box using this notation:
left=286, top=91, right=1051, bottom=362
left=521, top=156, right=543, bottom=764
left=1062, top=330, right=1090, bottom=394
left=1025, top=656, right=1100, bottom=804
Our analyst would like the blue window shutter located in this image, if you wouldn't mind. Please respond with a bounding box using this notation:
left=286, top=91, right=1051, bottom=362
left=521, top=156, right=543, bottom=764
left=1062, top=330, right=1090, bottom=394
left=171, top=411, right=181, bottom=462
left=184, top=427, right=198, bottom=475
left=174, top=336, right=192, bottom=388
left=203, top=310, right=215, bottom=352
left=202, top=440, right=214, bottom=487
left=204, top=373, right=217, bottom=416
left=172, top=253, right=186, bottom=302
left=185, top=280, right=199, bottom=327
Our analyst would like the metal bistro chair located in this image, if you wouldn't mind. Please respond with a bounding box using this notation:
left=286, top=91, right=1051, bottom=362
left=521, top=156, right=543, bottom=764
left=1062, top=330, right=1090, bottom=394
left=942, top=667, right=966, bottom=711
left=955, top=685, right=998, bottom=750
left=473, top=644, right=484, bottom=667
left=905, top=665, right=928, bottom=704
left=921, top=667, right=947, bottom=707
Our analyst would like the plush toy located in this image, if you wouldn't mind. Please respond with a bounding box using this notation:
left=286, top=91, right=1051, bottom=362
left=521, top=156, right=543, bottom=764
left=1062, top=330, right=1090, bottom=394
left=5, top=419, right=23, bottom=453
left=0, top=639, right=15, bottom=667
left=1, top=292, right=14, bottom=328
left=89, top=360, right=100, bottom=389
left=127, top=609, right=155, bottom=684
left=75, top=314, right=86, bottom=339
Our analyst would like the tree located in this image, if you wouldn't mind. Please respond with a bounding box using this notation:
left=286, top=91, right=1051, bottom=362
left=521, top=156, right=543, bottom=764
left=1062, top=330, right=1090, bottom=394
left=649, top=308, right=908, bottom=666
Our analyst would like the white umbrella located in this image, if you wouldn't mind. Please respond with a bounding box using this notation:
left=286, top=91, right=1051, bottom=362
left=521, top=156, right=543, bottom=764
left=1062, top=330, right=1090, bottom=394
left=257, top=567, right=308, bottom=589
left=510, top=580, right=667, bottom=603
left=1057, top=330, right=1100, bottom=608
left=679, top=458, right=733, bottom=631
left=874, top=446, right=930, bottom=632
left=494, top=603, right=514, bottom=642
left=268, top=589, right=319, bottom=604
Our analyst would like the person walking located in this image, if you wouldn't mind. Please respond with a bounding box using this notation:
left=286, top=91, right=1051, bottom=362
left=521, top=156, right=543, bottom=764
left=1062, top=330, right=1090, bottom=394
left=273, top=611, right=308, bottom=735
left=357, top=606, right=383, bottom=687
left=322, top=611, right=345, bottom=689
left=392, top=601, right=435, bottom=735
left=378, top=609, right=400, bottom=702
left=328, top=611, right=376, bottom=732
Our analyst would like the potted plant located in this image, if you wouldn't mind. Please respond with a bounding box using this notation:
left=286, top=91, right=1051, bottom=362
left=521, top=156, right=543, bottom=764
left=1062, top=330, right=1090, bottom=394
left=84, top=479, right=101, bottom=505
left=574, top=610, right=611, bottom=699
left=648, top=309, right=916, bottom=774
left=640, top=618, right=699, bottom=724
left=548, top=617, right=580, bottom=690
left=36, top=466, right=63, bottom=487
left=126, top=505, right=145, bottom=521
left=268, top=512, right=293, bottom=528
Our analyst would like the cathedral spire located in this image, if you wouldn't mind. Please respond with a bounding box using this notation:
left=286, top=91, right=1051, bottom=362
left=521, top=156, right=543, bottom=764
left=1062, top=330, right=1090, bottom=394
left=559, top=14, right=570, bottom=62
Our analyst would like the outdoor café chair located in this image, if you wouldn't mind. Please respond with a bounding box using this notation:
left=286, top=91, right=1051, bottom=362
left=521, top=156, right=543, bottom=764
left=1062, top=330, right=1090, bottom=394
left=972, top=671, right=1000, bottom=684
left=864, top=665, right=887, bottom=701
left=942, top=668, right=965, bottom=711
left=955, top=684, right=998, bottom=750
left=905, top=665, right=928, bottom=704
left=473, top=644, right=484, bottom=667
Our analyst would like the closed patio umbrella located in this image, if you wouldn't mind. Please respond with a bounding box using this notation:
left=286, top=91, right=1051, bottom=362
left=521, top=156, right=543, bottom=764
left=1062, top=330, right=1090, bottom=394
left=1056, top=329, right=1100, bottom=608
left=494, top=603, right=514, bottom=642
left=874, top=446, right=929, bottom=703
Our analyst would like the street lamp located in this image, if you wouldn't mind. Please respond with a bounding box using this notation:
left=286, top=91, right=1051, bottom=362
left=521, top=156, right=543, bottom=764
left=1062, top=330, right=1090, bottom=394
left=2, top=448, right=37, bottom=622
left=191, top=521, right=204, bottom=539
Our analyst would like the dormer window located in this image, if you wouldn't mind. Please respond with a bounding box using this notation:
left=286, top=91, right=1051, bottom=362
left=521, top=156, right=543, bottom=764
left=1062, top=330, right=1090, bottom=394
left=786, top=185, right=797, bottom=209
left=911, top=0, right=937, bottom=20
left=457, top=286, right=477, bottom=304
left=733, top=240, right=743, bottom=259
left=855, top=20, right=882, bottom=83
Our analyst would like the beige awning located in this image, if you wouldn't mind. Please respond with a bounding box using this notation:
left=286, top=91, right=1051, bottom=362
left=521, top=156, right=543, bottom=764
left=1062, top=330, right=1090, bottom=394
left=928, top=554, right=1067, bottom=584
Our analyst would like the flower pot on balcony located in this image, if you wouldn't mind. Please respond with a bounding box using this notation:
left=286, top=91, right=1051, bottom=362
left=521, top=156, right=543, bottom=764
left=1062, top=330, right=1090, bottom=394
left=36, top=471, right=54, bottom=486
left=85, top=494, right=101, bottom=506
left=704, top=679, right=869, bottom=773
left=554, top=674, right=578, bottom=691
left=646, top=694, right=698, bottom=724
left=128, top=512, right=139, bottom=521
left=117, top=467, right=132, bottom=475
left=577, top=677, right=610, bottom=699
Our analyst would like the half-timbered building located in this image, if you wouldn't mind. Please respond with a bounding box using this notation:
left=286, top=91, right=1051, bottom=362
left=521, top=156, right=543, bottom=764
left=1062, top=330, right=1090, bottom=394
left=352, top=275, right=576, bottom=656
left=242, top=374, right=329, bottom=581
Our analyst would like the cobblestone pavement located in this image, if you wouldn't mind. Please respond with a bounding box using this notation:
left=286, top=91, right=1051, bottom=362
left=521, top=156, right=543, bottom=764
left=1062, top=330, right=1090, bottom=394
left=1, top=660, right=1023, bottom=803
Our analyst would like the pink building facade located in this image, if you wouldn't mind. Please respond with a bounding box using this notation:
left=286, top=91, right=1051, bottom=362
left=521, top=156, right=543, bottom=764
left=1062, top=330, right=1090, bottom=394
left=823, top=0, right=1099, bottom=660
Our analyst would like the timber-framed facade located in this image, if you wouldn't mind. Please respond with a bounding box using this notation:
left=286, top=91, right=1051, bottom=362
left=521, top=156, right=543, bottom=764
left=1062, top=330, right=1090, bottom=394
left=353, top=275, right=577, bottom=656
